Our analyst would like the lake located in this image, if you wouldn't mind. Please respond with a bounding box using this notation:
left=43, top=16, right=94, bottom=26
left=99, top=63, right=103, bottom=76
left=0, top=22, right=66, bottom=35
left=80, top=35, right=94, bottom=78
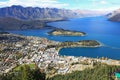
left=8, top=16, right=120, bottom=59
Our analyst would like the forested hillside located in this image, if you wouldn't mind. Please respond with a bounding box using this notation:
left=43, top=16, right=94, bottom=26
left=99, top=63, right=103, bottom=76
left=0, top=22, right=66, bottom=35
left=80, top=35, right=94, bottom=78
left=0, top=64, right=119, bottom=80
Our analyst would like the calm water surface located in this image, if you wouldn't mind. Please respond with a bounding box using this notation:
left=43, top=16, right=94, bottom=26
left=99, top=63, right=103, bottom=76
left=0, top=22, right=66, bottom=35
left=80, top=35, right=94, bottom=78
left=8, top=16, right=120, bottom=59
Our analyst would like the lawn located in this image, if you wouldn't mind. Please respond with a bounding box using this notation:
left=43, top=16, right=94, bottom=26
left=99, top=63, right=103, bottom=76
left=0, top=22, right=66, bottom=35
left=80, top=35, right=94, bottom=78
left=14, top=63, right=36, bottom=71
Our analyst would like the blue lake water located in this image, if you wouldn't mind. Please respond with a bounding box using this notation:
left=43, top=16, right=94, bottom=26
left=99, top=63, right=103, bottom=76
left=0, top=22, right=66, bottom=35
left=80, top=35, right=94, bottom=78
left=8, top=16, right=120, bottom=59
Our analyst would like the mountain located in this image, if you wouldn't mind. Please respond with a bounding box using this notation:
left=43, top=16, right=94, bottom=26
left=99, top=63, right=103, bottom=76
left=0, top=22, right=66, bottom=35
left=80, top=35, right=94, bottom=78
left=108, top=9, right=120, bottom=21
left=0, top=5, right=105, bottom=30
left=0, top=5, right=78, bottom=20
left=0, top=5, right=104, bottom=20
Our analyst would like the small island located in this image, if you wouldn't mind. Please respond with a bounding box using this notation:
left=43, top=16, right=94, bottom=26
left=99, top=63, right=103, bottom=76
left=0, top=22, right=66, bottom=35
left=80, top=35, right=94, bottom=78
left=48, top=29, right=86, bottom=36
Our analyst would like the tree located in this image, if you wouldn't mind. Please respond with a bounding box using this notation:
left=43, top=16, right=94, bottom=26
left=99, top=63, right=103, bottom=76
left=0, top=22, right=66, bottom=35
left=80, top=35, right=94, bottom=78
left=0, top=65, right=46, bottom=80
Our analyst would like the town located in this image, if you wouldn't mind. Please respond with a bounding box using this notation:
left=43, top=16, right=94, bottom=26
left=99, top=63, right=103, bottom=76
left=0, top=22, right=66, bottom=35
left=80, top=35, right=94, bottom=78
left=0, top=32, right=120, bottom=77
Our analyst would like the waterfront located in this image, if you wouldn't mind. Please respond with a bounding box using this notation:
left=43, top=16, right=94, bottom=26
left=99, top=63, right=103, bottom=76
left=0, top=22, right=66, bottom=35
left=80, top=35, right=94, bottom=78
left=1, top=33, right=120, bottom=75
left=8, top=16, right=120, bottom=59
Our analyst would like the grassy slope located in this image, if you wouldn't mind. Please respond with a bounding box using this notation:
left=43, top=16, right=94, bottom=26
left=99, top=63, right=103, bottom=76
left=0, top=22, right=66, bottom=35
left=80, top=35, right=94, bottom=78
left=14, top=63, right=36, bottom=71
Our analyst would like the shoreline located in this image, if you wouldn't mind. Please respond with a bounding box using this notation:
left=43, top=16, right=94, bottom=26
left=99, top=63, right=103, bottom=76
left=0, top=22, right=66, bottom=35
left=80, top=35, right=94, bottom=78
left=1, top=33, right=120, bottom=75
left=46, top=40, right=101, bottom=54
left=1, top=18, right=119, bottom=61
left=56, top=43, right=101, bottom=52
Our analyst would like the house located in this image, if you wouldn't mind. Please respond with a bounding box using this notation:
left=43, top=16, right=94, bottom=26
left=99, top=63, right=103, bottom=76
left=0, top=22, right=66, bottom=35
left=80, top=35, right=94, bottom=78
left=58, top=68, right=69, bottom=74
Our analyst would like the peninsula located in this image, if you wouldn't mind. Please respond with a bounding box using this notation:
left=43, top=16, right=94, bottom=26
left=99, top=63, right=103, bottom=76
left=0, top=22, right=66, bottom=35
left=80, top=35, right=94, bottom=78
left=47, top=40, right=101, bottom=50
left=48, top=29, right=86, bottom=36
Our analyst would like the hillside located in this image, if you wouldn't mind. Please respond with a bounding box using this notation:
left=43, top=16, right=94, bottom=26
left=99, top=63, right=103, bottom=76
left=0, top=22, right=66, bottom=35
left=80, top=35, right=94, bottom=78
left=0, top=17, right=46, bottom=30
left=0, top=5, right=104, bottom=20
left=108, top=9, right=120, bottom=21
left=0, top=5, right=105, bottom=30
left=49, top=64, right=119, bottom=80
left=0, top=5, right=80, bottom=20
left=0, top=64, right=119, bottom=80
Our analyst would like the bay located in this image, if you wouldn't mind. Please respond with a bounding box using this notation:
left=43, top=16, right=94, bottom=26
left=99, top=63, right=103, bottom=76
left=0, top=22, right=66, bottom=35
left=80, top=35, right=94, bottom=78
left=8, top=16, right=120, bottom=59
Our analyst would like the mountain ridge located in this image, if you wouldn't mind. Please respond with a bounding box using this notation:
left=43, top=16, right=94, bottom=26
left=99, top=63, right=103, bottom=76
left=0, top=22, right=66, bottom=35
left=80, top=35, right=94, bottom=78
left=0, top=5, right=105, bottom=30
left=0, top=5, right=79, bottom=20
left=0, top=5, right=105, bottom=20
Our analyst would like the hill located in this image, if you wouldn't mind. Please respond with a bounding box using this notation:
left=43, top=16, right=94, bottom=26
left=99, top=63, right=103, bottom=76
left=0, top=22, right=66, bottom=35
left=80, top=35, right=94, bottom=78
left=49, top=64, right=120, bottom=80
left=0, top=17, right=46, bottom=30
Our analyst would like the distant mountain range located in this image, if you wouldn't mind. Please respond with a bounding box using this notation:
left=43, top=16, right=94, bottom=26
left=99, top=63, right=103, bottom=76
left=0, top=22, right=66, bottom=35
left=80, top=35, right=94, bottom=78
left=0, top=5, right=105, bottom=20
left=108, top=9, right=120, bottom=22
left=0, top=5, right=106, bottom=30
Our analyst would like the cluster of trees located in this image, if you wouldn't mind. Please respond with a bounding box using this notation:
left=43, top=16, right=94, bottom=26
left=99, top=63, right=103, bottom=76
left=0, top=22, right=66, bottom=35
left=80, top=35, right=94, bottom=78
left=47, top=40, right=100, bottom=51
left=0, top=64, right=120, bottom=80
left=0, top=65, right=46, bottom=80
left=48, top=64, right=120, bottom=80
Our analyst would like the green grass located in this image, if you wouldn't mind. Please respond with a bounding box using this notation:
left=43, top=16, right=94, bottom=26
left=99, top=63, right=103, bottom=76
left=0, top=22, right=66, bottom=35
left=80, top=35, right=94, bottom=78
left=14, top=63, right=36, bottom=71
